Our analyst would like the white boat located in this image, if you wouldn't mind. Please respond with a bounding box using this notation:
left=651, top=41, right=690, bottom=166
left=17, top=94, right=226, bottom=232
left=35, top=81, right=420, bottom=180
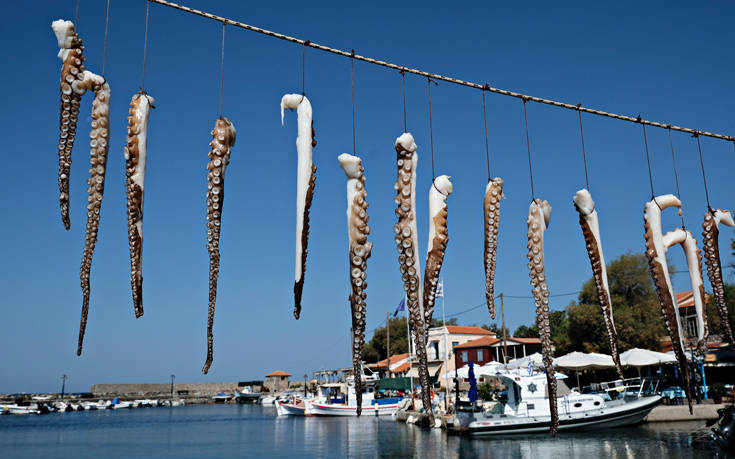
left=276, top=398, right=307, bottom=416
left=260, top=395, right=277, bottom=405
left=0, top=404, right=41, bottom=415
left=452, top=370, right=662, bottom=436
left=213, top=392, right=234, bottom=403
left=306, top=375, right=401, bottom=417
left=81, top=400, right=107, bottom=411
left=235, top=387, right=261, bottom=404
left=108, top=398, right=133, bottom=409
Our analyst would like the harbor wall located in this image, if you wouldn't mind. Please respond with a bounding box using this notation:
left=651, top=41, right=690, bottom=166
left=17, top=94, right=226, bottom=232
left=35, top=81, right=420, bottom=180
left=91, top=382, right=246, bottom=397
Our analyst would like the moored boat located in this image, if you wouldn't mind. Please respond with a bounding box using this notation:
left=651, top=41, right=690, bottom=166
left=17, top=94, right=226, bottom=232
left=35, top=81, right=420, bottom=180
left=451, top=370, right=662, bottom=436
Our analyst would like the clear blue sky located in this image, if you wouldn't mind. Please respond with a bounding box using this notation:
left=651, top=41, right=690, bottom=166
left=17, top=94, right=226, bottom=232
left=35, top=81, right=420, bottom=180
left=1, top=0, right=733, bottom=393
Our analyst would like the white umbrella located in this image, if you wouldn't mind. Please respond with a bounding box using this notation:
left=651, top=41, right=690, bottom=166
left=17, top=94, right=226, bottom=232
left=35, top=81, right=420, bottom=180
left=476, top=361, right=505, bottom=377
left=506, top=352, right=544, bottom=370
left=620, top=348, right=676, bottom=367
left=553, top=351, right=615, bottom=370
left=441, top=364, right=470, bottom=381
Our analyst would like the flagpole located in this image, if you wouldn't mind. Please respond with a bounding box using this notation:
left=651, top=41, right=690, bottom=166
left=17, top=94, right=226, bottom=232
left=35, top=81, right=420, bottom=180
left=441, top=279, right=449, bottom=412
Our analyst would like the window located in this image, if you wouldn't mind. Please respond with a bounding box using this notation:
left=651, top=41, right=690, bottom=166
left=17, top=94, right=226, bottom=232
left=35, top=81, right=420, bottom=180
left=461, top=351, right=468, bottom=362
left=452, top=341, right=459, bottom=348
left=477, top=350, right=484, bottom=361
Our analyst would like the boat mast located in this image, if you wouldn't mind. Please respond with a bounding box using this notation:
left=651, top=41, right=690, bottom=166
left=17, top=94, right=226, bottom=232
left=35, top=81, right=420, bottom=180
left=442, top=279, right=450, bottom=411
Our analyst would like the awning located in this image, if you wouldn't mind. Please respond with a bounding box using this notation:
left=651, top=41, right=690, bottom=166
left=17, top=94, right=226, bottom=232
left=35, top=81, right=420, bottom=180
left=406, top=362, right=443, bottom=378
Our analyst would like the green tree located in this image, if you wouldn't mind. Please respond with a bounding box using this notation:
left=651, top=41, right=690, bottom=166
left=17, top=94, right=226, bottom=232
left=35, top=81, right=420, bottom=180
left=361, top=317, right=411, bottom=363
left=705, top=283, right=735, bottom=338
left=477, top=382, right=493, bottom=401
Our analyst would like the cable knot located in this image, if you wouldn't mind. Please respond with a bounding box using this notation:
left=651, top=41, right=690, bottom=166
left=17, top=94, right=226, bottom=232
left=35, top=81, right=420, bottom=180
left=350, top=49, right=355, bottom=58
left=636, top=114, right=642, bottom=123
left=483, top=83, right=491, bottom=91
left=576, top=102, right=582, bottom=110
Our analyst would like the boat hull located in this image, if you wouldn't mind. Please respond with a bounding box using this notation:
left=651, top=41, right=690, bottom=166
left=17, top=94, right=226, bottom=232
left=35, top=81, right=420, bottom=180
left=307, top=401, right=399, bottom=417
left=276, top=402, right=306, bottom=416
left=462, top=395, right=662, bottom=436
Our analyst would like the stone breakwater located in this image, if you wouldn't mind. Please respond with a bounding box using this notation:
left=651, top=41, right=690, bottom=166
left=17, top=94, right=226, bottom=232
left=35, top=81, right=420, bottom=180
left=91, top=382, right=245, bottom=399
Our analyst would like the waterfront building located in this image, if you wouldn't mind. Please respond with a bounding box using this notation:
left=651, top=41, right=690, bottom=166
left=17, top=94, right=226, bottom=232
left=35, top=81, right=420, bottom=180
left=264, top=371, right=291, bottom=392
left=367, top=353, right=411, bottom=379
left=453, top=336, right=542, bottom=369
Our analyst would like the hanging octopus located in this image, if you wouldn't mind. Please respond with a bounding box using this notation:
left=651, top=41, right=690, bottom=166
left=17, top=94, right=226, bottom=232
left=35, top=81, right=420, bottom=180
left=483, top=177, right=504, bottom=319
left=573, top=189, right=623, bottom=379
left=52, top=19, right=87, bottom=230
left=526, top=198, right=558, bottom=435
left=77, top=71, right=110, bottom=356
left=644, top=194, right=708, bottom=413
left=422, top=175, right=452, bottom=338
left=281, top=94, right=317, bottom=320
left=202, top=117, right=236, bottom=374
left=702, top=208, right=735, bottom=343
left=338, top=153, right=372, bottom=416
left=124, top=91, right=155, bottom=318
left=393, top=132, right=433, bottom=426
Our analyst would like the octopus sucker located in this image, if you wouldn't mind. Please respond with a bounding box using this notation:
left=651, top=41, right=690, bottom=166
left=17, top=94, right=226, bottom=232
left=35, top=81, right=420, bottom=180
left=52, top=19, right=87, bottom=230
left=422, top=175, right=453, bottom=333
left=643, top=194, right=697, bottom=413
left=393, top=133, right=433, bottom=426
left=338, top=153, right=372, bottom=416
left=483, top=178, right=504, bottom=319
left=281, top=94, right=317, bottom=320
left=76, top=71, right=110, bottom=356
left=573, top=189, right=623, bottom=379
left=526, top=198, right=557, bottom=435
left=702, top=208, right=735, bottom=343
left=124, top=91, right=155, bottom=319
left=202, top=117, right=236, bottom=375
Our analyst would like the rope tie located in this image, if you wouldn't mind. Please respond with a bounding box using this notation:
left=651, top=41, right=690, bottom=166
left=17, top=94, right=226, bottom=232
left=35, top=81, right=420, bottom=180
left=576, top=103, right=590, bottom=192
left=351, top=49, right=356, bottom=156
left=639, top=117, right=656, bottom=200
left=400, top=69, right=407, bottom=133
left=482, top=83, right=491, bottom=182
left=141, top=0, right=151, bottom=91
left=427, top=77, right=444, bottom=196
left=667, top=128, right=686, bottom=229
left=101, top=0, right=111, bottom=77
left=75, top=0, right=80, bottom=28
left=522, top=98, right=535, bottom=201
left=219, top=20, right=226, bottom=117
left=301, top=40, right=309, bottom=98
left=695, top=132, right=712, bottom=211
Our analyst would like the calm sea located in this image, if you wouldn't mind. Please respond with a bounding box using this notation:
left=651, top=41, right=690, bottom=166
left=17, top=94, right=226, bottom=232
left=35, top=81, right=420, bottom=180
left=0, top=404, right=724, bottom=458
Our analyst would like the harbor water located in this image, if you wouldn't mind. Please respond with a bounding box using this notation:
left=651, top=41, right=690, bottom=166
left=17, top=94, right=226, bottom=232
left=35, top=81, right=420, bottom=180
left=0, top=404, right=724, bottom=458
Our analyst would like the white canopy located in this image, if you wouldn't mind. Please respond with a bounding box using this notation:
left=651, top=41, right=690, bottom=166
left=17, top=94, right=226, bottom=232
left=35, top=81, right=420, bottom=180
left=620, top=348, right=677, bottom=367
left=506, top=352, right=544, bottom=370
left=440, top=361, right=505, bottom=380
left=553, top=351, right=615, bottom=370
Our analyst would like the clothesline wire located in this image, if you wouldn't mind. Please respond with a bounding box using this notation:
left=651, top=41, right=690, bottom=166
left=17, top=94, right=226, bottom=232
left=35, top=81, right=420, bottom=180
left=147, top=0, right=734, bottom=142
left=140, top=0, right=151, bottom=91
left=668, top=128, right=686, bottom=228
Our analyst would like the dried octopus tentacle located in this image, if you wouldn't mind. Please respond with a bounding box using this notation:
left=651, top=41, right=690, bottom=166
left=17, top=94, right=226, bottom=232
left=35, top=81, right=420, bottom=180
left=643, top=194, right=693, bottom=413
left=124, top=91, right=154, bottom=318
left=202, top=117, right=236, bottom=374
left=338, top=153, right=372, bottom=416
left=422, top=175, right=452, bottom=335
left=702, top=209, right=735, bottom=343
left=393, top=133, right=433, bottom=426
left=526, top=198, right=558, bottom=436
left=52, top=20, right=87, bottom=230
left=573, top=189, right=623, bottom=379
left=77, top=71, right=110, bottom=356
left=483, top=178, right=504, bottom=319
left=281, top=94, right=317, bottom=320
left=680, top=233, right=708, bottom=355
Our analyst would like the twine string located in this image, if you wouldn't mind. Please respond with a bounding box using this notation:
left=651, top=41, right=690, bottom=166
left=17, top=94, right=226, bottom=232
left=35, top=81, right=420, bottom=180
left=219, top=20, right=226, bottom=117
left=577, top=104, right=590, bottom=191
left=101, top=0, right=111, bottom=77
left=523, top=98, right=535, bottom=201
left=667, top=128, right=686, bottom=228
left=695, top=132, right=712, bottom=210
left=482, top=84, right=491, bottom=182
left=141, top=0, right=151, bottom=91
left=351, top=50, right=356, bottom=156
left=401, top=69, right=407, bottom=133
left=640, top=120, right=656, bottom=200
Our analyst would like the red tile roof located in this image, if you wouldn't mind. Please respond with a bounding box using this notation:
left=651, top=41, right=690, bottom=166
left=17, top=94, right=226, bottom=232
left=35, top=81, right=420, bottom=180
left=371, top=353, right=410, bottom=368
left=676, top=290, right=711, bottom=308
left=454, top=336, right=501, bottom=349
left=265, top=370, right=292, bottom=377
left=391, top=362, right=411, bottom=373
left=446, top=326, right=495, bottom=335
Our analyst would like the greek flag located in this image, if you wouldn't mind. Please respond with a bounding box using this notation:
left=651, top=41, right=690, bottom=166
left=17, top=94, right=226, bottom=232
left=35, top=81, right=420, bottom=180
left=435, top=280, right=444, bottom=298
left=393, top=298, right=406, bottom=317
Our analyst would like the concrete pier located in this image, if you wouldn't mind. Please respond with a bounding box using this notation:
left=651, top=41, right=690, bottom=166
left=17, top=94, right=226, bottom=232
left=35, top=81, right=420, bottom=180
left=645, top=403, right=729, bottom=422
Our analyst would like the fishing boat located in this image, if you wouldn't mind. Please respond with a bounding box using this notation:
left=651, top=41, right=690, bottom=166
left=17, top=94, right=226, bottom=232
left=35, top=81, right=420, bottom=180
left=260, top=395, right=277, bottom=405
left=276, top=396, right=308, bottom=416
left=213, top=392, right=234, bottom=403
left=451, top=370, right=662, bottom=436
left=235, top=387, right=261, bottom=404
left=306, top=375, right=401, bottom=417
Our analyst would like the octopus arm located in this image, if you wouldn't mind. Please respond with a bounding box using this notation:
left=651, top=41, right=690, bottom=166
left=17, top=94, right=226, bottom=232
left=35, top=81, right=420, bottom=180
left=702, top=209, right=735, bottom=343
left=573, top=189, right=623, bottom=379
left=680, top=233, right=708, bottom=355
left=52, top=20, right=87, bottom=230
left=526, top=198, right=558, bottom=435
left=202, top=117, right=236, bottom=374
left=76, top=71, right=110, bottom=356
left=281, top=94, right=317, bottom=320
left=422, top=175, right=453, bottom=334
left=643, top=194, right=693, bottom=413
left=393, top=133, right=433, bottom=426
left=483, top=178, right=504, bottom=319
left=338, top=153, right=372, bottom=416
left=124, top=92, right=155, bottom=318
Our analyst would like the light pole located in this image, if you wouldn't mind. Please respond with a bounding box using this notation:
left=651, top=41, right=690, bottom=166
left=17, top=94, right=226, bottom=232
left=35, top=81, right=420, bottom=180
left=60, top=374, right=67, bottom=400
left=170, top=374, right=175, bottom=405
left=304, top=374, right=308, bottom=398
